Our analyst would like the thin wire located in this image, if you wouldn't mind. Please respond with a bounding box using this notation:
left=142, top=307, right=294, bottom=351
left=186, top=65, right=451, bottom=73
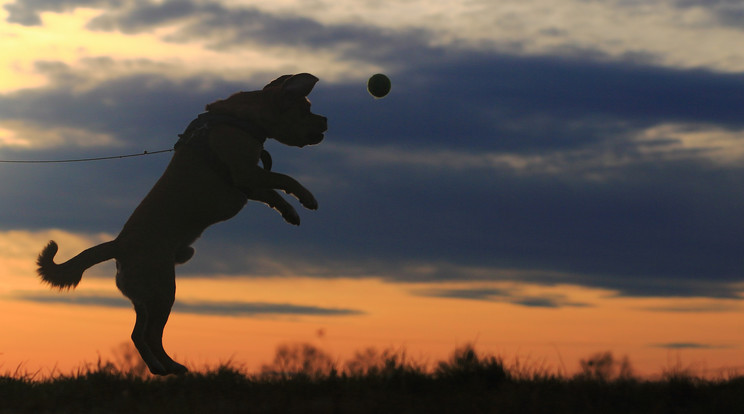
left=0, top=148, right=174, bottom=164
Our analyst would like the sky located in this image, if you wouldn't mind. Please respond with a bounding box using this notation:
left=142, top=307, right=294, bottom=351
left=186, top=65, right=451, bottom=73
left=1, top=0, right=743, bottom=378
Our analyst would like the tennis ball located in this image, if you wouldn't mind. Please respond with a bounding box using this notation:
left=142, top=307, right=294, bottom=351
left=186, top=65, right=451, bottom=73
left=367, top=73, right=391, bottom=98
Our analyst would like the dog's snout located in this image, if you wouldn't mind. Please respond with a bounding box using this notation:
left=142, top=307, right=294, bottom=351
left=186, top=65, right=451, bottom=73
left=306, top=115, right=327, bottom=145
left=308, top=131, right=324, bottom=145
left=313, top=114, right=328, bottom=131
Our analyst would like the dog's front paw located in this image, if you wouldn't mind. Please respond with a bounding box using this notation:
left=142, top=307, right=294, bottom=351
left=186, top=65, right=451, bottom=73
left=300, top=193, right=318, bottom=210
left=283, top=208, right=301, bottom=225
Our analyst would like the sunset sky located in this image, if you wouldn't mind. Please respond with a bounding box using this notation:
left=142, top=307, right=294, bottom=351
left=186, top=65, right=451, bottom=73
left=1, top=0, right=744, bottom=378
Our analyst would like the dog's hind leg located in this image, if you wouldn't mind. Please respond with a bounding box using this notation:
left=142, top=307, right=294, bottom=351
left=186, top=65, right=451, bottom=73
left=117, top=260, right=188, bottom=375
left=131, top=301, right=168, bottom=375
left=117, top=262, right=165, bottom=374
left=142, top=280, right=188, bottom=375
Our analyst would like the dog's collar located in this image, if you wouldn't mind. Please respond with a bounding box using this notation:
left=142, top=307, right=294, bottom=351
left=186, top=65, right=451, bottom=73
left=176, top=111, right=268, bottom=148
left=174, top=112, right=273, bottom=186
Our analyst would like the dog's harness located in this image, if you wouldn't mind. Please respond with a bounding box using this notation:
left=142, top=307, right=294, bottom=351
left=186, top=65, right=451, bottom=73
left=175, top=112, right=273, bottom=185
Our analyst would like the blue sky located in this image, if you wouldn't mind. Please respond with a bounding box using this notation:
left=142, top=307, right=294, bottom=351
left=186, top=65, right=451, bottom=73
left=1, top=0, right=744, bottom=370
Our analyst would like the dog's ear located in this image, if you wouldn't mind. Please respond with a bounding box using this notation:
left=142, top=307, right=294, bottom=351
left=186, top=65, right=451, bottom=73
left=263, top=74, right=318, bottom=96
left=281, top=73, right=319, bottom=97
left=263, top=75, right=293, bottom=91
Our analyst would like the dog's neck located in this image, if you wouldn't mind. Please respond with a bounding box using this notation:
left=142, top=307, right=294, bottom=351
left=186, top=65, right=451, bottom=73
left=177, top=111, right=269, bottom=147
left=174, top=111, right=272, bottom=186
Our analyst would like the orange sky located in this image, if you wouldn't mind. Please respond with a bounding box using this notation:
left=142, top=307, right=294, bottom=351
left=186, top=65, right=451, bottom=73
left=2, top=1, right=744, bottom=381
left=2, top=232, right=743, bottom=379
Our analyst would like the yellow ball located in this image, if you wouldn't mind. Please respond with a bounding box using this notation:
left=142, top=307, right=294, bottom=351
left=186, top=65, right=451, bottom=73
left=367, top=73, right=391, bottom=98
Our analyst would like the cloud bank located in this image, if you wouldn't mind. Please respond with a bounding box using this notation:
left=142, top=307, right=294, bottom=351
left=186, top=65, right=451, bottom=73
left=10, top=291, right=362, bottom=317
left=0, top=0, right=742, bottom=304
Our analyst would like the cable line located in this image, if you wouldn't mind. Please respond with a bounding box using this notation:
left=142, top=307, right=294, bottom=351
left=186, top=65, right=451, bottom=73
left=0, top=148, right=173, bottom=164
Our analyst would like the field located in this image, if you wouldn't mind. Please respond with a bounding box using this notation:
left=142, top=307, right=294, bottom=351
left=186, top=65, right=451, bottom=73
left=2, top=344, right=743, bottom=413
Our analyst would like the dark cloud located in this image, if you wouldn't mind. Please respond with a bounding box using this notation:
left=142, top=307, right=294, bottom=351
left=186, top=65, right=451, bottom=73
left=416, top=288, right=513, bottom=301
left=669, top=0, right=744, bottom=29
left=3, top=54, right=744, bottom=299
left=79, top=1, right=744, bottom=153
left=3, top=0, right=114, bottom=25
left=411, top=287, right=591, bottom=308
left=0, top=65, right=297, bottom=233
left=9, top=291, right=362, bottom=317
left=7, top=0, right=744, bottom=128
left=0, top=59, right=240, bottom=143
left=650, top=342, right=729, bottom=350
left=640, top=302, right=741, bottom=313
left=84, top=0, right=433, bottom=62
left=11, top=291, right=131, bottom=308
left=4, top=0, right=439, bottom=65
left=1, top=11, right=743, bottom=300
left=173, top=299, right=362, bottom=317
left=86, top=0, right=199, bottom=33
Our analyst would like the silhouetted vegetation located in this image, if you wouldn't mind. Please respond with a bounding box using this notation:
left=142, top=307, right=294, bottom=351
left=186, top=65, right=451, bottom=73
left=2, top=344, right=744, bottom=413
left=577, top=351, right=634, bottom=382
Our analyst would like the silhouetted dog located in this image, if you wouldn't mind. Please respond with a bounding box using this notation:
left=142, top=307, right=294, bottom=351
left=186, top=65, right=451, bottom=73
left=36, top=73, right=327, bottom=375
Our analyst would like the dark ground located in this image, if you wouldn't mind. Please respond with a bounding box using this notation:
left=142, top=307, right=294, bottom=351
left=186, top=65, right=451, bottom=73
left=2, top=360, right=744, bottom=414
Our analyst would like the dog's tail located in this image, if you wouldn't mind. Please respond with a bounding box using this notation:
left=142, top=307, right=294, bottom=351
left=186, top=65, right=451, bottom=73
left=37, top=240, right=118, bottom=289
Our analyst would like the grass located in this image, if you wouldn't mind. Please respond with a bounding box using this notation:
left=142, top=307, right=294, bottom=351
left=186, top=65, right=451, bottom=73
left=2, top=345, right=744, bottom=413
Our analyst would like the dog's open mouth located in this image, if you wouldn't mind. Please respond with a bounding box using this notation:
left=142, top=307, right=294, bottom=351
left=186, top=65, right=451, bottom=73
left=307, top=132, right=325, bottom=145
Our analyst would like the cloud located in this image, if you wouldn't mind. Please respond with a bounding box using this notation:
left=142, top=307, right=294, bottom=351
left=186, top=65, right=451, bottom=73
left=173, top=299, right=363, bottom=317
left=0, top=120, right=121, bottom=149
left=1, top=12, right=743, bottom=302
left=0, top=229, right=115, bottom=290
left=2, top=56, right=743, bottom=299
left=85, top=0, right=199, bottom=34
left=0, top=61, right=237, bottom=147
left=79, top=0, right=440, bottom=76
left=411, top=287, right=591, bottom=308
left=8, top=0, right=744, bottom=75
left=3, top=0, right=114, bottom=25
left=669, top=0, right=744, bottom=29
left=650, top=342, right=731, bottom=350
left=5, top=0, right=434, bottom=65
left=7, top=52, right=744, bottom=159
left=640, top=301, right=741, bottom=313
left=633, top=123, right=744, bottom=164
left=9, top=291, right=363, bottom=317
left=10, top=291, right=131, bottom=308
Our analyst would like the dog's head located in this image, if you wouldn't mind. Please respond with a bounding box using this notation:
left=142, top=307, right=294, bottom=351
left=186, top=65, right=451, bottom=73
left=205, top=73, right=327, bottom=147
